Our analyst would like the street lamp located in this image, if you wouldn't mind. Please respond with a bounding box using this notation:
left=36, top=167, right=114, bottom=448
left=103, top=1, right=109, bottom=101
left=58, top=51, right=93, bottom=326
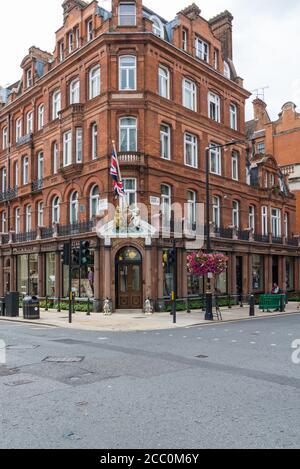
left=204, top=139, right=247, bottom=321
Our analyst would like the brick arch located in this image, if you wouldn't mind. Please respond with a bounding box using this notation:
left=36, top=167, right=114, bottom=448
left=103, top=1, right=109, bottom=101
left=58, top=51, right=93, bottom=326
left=62, top=182, right=83, bottom=202
left=82, top=177, right=104, bottom=198
left=45, top=189, right=63, bottom=208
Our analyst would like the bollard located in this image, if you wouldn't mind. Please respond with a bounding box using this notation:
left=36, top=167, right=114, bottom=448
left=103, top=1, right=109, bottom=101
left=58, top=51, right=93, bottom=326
left=228, top=295, right=232, bottom=309
left=249, top=295, right=255, bottom=317
left=280, top=294, right=285, bottom=313
left=57, top=296, right=61, bottom=313
left=87, top=298, right=91, bottom=316
left=45, top=296, right=49, bottom=312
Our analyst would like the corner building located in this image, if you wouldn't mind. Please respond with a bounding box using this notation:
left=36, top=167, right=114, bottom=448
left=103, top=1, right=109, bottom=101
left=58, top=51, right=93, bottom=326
left=0, top=0, right=298, bottom=311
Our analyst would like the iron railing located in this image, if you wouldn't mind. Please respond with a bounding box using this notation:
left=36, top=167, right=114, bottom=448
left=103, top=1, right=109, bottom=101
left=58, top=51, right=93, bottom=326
left=13, top=231, right=37, bottom=243
left=57, top=220, right=94, bottom=237
left=272, top=236, right=283, bottom=245
left=41, top=226, right=54, bottom=239
left=237, top=229, right=250, bottom=241
left=31, top=179, right=43, bottom=192
left=215, top=227, right=233, bottom=239
left=254, top=233, right=269, bottom=243
left=287, top=238, right=299, bottom=247
left=0, top=186, right=18, bottom=202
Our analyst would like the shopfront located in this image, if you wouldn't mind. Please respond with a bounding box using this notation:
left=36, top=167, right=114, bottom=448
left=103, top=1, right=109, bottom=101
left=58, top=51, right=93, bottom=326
left=17, top=253, right=39, bottom=296
left=62, top=250, right=95, bottom=298
left=252, top=255, right=264, bottom=292
left=286, top=257, right=295, bottom=292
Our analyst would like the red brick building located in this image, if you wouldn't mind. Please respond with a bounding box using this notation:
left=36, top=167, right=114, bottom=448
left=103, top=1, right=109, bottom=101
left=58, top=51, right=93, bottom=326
left=0, top=0, right=298, bottom=311
left=247, top=98, right=300, bottom=235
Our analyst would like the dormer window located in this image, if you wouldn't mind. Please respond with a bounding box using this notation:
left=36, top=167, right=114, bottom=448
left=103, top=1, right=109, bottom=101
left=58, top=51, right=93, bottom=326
left=87, top=19, right=93, bottom=42
left=195, top=37, right=209, bottom=63
left=182, top=29, right=188, bottom=51
left=224, top=61, right=231, bottom=79
left=68, top=31, right=74, bottom=53
left=119, top=2, right=136, bottom=26
left=26, top=69, right=33, bottom=88
left=150, top=16, right=164, bottom=39
left=59, top=41, right=65, bottom=62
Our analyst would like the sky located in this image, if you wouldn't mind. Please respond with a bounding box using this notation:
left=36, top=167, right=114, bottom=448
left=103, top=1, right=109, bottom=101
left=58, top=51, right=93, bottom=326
left=1, top=0, right=300, bottom=120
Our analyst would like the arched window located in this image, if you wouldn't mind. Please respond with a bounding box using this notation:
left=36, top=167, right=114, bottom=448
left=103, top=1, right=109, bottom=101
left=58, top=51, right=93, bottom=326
left=158, top=66, right=170, bottom=99
left=38, top=104, right=45, bottom=130
left=89, top=65, right=100, bottom=99
left=52, top=142, right=59, bottom=174
left=119, top=56, right=136, bottom=91
left=119, top=117, right=137, bottom=152
left=90, top=185, right=100, bottom=218
left=52, top=90, right=61, bottom=120
left=70, top=78, right=80, bottom=104
left=37, top=151, right=44, bottom=180
left=151, top=16, right=164, bottom=38
left=70, top=191, right=79, bottom=224
left=23, top=156, right=29, bottom=185
left=26, top=111, right=33, bottom=134
left=15, top=207, right=20, bottom=234
left=91, top=123, right=98, bottom=160
left=52, top=197, right=60, bottom=224
left=37, top=201, right=44, bottom=227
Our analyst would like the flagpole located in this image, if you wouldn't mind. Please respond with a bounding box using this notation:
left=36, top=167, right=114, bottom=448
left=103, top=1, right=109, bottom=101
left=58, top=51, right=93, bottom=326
left=112, top=140, right=122, bottom=183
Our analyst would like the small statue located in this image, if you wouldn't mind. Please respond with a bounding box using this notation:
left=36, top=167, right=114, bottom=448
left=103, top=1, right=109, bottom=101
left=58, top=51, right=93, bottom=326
left=114, top=206, right=121, bottom=232
left=144, top=298, right=153, bottom=315
left=129, top=207, right=141, bottom=231
left=103, top=298, right=112, bottom=316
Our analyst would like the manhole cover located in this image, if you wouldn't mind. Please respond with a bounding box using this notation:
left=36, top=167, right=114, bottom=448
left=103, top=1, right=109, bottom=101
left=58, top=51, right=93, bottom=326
left=195, top=355, right=209, bottom=359
left=6, top=345, right=40, bottom=350
left=43, top=356, right=85, bottom=363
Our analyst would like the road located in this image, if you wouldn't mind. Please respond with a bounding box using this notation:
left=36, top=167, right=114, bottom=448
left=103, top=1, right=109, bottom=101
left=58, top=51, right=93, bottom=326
left=0, top=314, right=300, bottom=449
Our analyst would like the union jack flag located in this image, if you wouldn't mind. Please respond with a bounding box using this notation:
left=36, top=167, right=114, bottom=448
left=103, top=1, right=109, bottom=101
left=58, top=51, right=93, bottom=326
left=110, top=148, right=125, bottom=198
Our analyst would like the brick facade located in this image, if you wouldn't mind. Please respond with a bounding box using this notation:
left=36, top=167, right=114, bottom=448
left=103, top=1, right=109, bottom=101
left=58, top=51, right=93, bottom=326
left=0, top=0, right=299, bottom=310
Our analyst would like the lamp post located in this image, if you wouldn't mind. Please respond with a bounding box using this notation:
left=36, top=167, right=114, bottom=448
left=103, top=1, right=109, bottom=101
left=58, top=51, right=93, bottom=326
left=204, top=139, right=247, bottom=321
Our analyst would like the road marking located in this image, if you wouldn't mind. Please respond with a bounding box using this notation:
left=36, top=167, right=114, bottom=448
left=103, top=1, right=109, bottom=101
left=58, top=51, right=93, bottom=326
left=239, top=330, right=243, bottom=333
left=98, top=338, right=108, bottom=341
left=271, top=344, right=277, bottom=347
left=232, top=340, right=237, bottom=343
left=169, top=334, right=173, bottom=337
left=250, top=342, right=256, bottom=345
left=214, top=338, right=220, bottom=341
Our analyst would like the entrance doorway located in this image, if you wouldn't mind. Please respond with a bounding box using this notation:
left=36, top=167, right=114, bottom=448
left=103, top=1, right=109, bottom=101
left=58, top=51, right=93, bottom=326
left=236, top=256, right=243, bottom=298
left=116, top=247, right=143, bottom=309
left=272, top=256, right=279, bottom=286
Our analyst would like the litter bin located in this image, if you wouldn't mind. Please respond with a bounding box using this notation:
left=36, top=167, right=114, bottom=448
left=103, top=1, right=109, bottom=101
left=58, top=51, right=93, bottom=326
left=0, top=297, right=5, bottom=317
left=5, top=292, right=19, bottom=317
left=23, top=296, right=40, bottom=320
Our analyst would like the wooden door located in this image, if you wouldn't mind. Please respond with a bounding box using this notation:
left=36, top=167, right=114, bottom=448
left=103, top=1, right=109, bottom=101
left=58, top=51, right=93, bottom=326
left=118, top=263, right=142, bottom=309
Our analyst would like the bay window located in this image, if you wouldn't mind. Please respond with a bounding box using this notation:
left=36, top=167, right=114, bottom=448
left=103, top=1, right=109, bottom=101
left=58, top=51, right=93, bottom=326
left=119, top=117, right=137, bottom=152
left=63, top=131, right=72, bottom=167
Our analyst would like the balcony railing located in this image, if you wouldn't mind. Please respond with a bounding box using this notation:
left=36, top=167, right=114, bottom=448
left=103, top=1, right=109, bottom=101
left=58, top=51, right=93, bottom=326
left=237, top=229, right=250, bottom=241
left=272, top=236, right=283, bottom=245
left=41, top=226, right=54, bottom=239
left=215, top=227, right=233, bottom=239
left=57, top=221, right=94, bottom=237
left=13, top=231, right=37, bottom=243
left=287, top=238, right=299, bottom=247
left=16, top=134, right=33, bottom=147
left=254, top=233, right=269, bottom=243
left=118, top=152, right=144, bottom=165
left=0, top=186, right=18, bottom=202
left=31, top=179, right=43, bottom=193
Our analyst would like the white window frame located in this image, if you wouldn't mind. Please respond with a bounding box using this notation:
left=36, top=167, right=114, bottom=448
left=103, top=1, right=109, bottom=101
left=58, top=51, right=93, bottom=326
left=118, top=2, right=136, bottom=26
left=119, top=117, right=137, bottom=152
left=25, top=205, right=32, bottom=232
left=249, top=205, right=255, bottom=232
left=262, top=206, right=268, bottom=236
left=224, top=61, right=231, bottom=79
left=232, top=200, right=240, bottom=228
left=271, top=208, right=281, bottom=238
left=230, top=103, right=238, bottom=130
left=15, top=162, right=19, bottom=187
left=59, top=41, right=64, bottom=62
left=208, top=92, right=221, bottom=123
left=91, top=124, right=98, bottom=160
left=210, top=143, right=222, bottom=176
left=89, top=65, right=100, bottom=99
left=16, top=118, right=22, bottom=142
left=70, top=191, right=79, bottom=224
left=53, top=142, right=58, bottom=174
left=183, top=79, right=197, bottom=111
left=90, top=185, right=100, bottom=218
left=68, top=31, right=73, bottom=53
left=122, top=178, right=137, bottom=209
left=37, top=201, right=44, bottom=227
left=76, top=128, right=83, bottom=163
left=212, top=196, right=221, bottom=229
left=195, top=37, right=209, bottom=63
left=52, top=91, right=61, bottom=120
left=184, top=133, right=198, bottom=168
left=15, top=208, right=20, bottom=234
left=119, top=56, right=136, bottom=91
left=161, top=184, right=171, bottom=228
left=23, top=156, right=29, bottom=185
left=70, top=78, right=80, bottom=104
left=284, top=213, right=289, bottom=238
left=52, top=197, right=60, bottom=224
left=187, top=190, right=196, bottom=227
left=87, top=19, right=93, bottom=42
left=232, top=151, right=239, bottom=181
left=1, top=211, right=7, bottom=233
left=160, top=124, right=171, bottom=160
left=26, top=111, right=33, bottom=135
left=151, top=16, right=164, bottom=38
left=37, top=151, right=44, bottom=180
left=182, top=29, right=188, bottom=51
left=63, top=131, right=72, bottom=167
left=2, top=127, right=8, bottom=150
left=26, top=68, right=33, bottom=88
left=158, top=66, right=170, bottom=99
left=1, top=167, right=7, bottom=193
left=37, top=104, right=45, bottom=130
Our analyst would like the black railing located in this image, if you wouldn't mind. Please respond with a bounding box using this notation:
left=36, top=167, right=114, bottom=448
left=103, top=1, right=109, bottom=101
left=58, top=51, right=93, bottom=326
left=254, top=233, right=269, bottom=243
left=58, top=220, right=94, bottom=237
left=31, top=179, right=43, bottom=192
left=13, top=231, right=37, bottom=243
left=41, top=227, right=54, bottom=239
left=0, top=186, right=18, bottom=202
left=272, top=236, right=283, bottom=245
left=287, top=238, right=299, bottom=247
left=237, top=229, right=250, bottom=241
left=16, top=134, right=32, bottom=147
left=215, top=227, right=233, bottom=239
left=2, top=234, right=9, bottom=244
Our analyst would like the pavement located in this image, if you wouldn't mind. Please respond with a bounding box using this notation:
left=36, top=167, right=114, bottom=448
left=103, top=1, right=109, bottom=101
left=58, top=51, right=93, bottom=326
left=0, top=302, right=299, bottom=331
left=1, top=314, right=300, bottom=449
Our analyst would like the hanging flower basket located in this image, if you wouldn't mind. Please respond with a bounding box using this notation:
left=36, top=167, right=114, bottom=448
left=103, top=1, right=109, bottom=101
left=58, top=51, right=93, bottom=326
left=187, top=252, right=229, bottom=277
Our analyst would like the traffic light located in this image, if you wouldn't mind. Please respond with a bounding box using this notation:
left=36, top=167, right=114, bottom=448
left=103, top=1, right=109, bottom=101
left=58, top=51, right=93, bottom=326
left=168, top=249, right=176, bottom=266
left=61, top=243, right=70, bottom=266
left=72, top=247, right=80, bottom=266
left=80, top=240, right=91, bottom=266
